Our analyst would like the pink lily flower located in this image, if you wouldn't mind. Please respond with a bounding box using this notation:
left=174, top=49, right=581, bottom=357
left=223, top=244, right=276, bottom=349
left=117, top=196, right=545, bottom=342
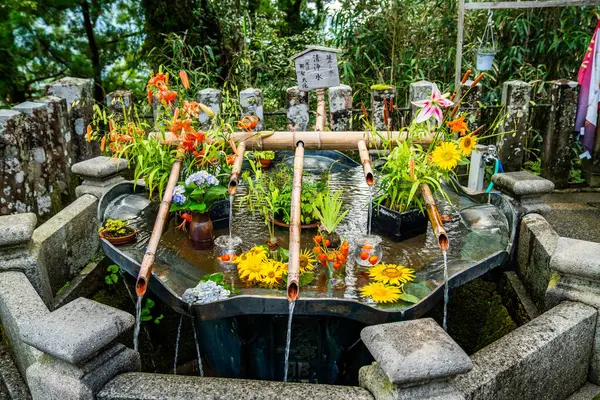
left=411, top=83, right=454, bottom=125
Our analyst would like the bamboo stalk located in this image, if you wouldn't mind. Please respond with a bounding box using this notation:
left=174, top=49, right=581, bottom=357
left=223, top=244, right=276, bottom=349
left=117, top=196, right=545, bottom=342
left=315, top=89, right=326, bottom=132
left=136, top=159, right=183, bottom=297
left=358, top=140, right=374, bottom=186
left=287, top=142, right=305, bottom=302
left=228, top=141, right=246, bottom=195
left=420, top=183, right=449, bottom=251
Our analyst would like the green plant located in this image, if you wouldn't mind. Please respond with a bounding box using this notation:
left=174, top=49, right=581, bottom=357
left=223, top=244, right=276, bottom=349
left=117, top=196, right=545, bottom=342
left=105, top=264, right=121, bottom=285
left=169, top=171, right=228, bottom=214
left=55, top=281, right=70, bottom=296
left=248, top=150, right=275, bottom=160
left=242, top=160, right=282, bottom=239
left=140, top=298, right=164, bottom=325
left=313, top=189, right=349, bottom=234
left=201, top=272, right=239, bottom=293
left=99, top=219, right=134, bottom=238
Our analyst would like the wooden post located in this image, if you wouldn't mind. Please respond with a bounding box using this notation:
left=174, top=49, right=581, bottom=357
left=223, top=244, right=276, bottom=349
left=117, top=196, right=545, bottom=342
left=498, top=80, right=532, bottom=172
left=455, top=0, right=466, bottom=90
left=541, top=80, right=578, bottom=189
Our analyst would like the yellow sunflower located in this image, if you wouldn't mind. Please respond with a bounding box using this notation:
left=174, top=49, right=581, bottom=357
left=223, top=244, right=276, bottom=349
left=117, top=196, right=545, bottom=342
left=369, top=264, right=416, bottom=286
left=459, top=134, right=477, bottom=156
left=259, top=260, right=283, bottom=288
left=235, top=246, right=268, bottom=283
left=360, top=283, right=402, bottom=303
left=299, top=248, right=317, bottom=273
left=431, top=142, right=461, bottom=170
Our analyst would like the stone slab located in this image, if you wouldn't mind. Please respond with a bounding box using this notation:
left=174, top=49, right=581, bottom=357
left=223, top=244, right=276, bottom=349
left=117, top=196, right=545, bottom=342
left=550, top=237, right=600, bottom=279
left=98, top=373, right=374, bottom=400
left=361, top=318, right=472, bottom=386
left=0, top=214, right=36, bottom=247
left=0, top=341, right=32, bottom=399
left=492, top=172, right=555, bottom=198
left=21, top=298, right=135, bottom=364
left=72, top=157, right=127, bottom=179
left=566, top=382, right=600, bottom=400
left=54, top=260, right=105, bottom=309
left=452, top=301, right=596, bottom=400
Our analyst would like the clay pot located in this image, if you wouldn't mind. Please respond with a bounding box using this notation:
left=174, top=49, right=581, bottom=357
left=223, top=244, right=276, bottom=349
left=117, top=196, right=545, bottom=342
left=258, top=159, right=272, bottom=169
left=189, top=212, right=214, bottom=249
left=99, top=228, right=137, bottom=245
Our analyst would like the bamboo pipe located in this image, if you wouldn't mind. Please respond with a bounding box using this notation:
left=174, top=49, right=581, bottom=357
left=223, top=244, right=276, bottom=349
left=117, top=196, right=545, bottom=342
left=228, top=141, right=246, bottom=195
left=287, top=142, right=305, bottom=302
left=420, top=183, right=449, bottom=252
left=315, top=89, right=326, bottom=132
left=357, top=140, right=374, bottom=186
left=135, top=159, right=183, bottom=297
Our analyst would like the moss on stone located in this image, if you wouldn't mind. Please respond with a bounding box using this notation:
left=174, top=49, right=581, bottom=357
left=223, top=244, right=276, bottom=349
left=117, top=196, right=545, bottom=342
left=370, top=84, right=394, bottom=91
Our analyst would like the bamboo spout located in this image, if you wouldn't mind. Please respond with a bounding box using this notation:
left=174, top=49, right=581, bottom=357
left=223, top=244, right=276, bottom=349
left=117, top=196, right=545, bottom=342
left=287, top=141, right=305, bottom=302
left=228, top=141, right=246, bottom=196
left=358, top=140, right=374, bottom=186
left=420, top=183, right=449, bottom=252
left=136, top=159, right=183, bottom=297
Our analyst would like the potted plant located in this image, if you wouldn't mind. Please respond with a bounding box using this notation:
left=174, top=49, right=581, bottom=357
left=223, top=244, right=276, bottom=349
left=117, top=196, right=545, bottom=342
left=312, top=188, right=348, bottom=249
left=99, top=219, right=137, bottom=245
left=249, top=151, right=276, bottom=169
left=170, top=170, right=228, bottom=249
left=476, top=46, right=496, bottom=71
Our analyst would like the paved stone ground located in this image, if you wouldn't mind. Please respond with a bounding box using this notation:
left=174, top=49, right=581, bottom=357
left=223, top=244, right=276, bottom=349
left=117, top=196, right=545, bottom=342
left=566, top=382, right=600, bottom=399
left=0, top=339, right=31, bottom=399
left=541, top=191, right=600, bottom=243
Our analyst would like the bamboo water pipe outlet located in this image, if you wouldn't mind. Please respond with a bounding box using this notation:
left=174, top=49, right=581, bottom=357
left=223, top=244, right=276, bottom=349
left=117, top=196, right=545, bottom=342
left=287, top=141, right=305, bottom=302
left=228, top=141, right=247, bottom=195
left=420, top=183, right=449, bottom=252
left=315, top=89, right=326, bottom=132
left=357, top=140, right=374, bottom=186
left=135, top=159, right=183, bottom=297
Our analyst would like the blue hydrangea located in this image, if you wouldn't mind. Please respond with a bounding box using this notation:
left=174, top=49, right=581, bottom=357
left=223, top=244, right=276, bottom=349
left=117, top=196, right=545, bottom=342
left=185, top=171, right=219, bottom=187
left=172, top=185, right=186, bottom=205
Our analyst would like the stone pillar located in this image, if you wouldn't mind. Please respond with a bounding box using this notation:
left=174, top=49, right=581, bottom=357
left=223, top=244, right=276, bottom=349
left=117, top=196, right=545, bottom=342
left=498, top=81, right=532, bottom=172
left=0, top=110, right=30, bottom=215
left=46, top=77, right=98, bottom=163
left=540, top=80, right=578, bottom=189
left=460, top=81, right=483, bottom=130
left=359, top=318, right=472, bottom=399
left=0, top=213, right=53, bottom=305
left=240, top=88, right=264, bottom=131
left=12, top=101, right=60, bottom=218
left=197, top=88, right=222, bottom=129
left=491, top=171, right=555, bottom=216
left=328, top=85, right=352, bottom=131
left=409, top=80, right=434, bottom=119
left=39, top=95, right=75, bottom=200
left=583, top=127, right=600, bottom=187
left=371, top=86, right=396, bottom=130
left=72, top=156, right=128, bottom=199
left=22, top=298, right=140, bottom=399
left=286, top=87, right=309, bottom=131
left=106, top=90, right=134, bottom=121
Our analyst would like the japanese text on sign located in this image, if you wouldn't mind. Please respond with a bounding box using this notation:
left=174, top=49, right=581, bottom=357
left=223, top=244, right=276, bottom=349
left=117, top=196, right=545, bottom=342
left=294, top=50, right=340, bottom=90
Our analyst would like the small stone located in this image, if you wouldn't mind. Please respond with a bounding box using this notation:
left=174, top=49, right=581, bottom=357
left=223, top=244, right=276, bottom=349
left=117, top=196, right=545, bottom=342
left=0, top=213, right=37, bottom=247
left=361, top=318, right=472, bottom=386
left=182, top=280, right=230, bottom=305
left=72, top=156, right=127, bottom=179
left=492, top=171, right=555, bottom=197
left=21, top=298, right=135, bottom=364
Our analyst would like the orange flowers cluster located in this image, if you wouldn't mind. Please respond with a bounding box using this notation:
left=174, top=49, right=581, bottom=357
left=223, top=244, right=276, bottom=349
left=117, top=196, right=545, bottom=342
left=95, top=119, right=144, bottom=153
left=147, top=72, right=177, bottom=106
left=313, top=235, right=349, bottom=270
left=446, top=116, right=468, bottom=137
left=237, top=115, right=259, bottom=131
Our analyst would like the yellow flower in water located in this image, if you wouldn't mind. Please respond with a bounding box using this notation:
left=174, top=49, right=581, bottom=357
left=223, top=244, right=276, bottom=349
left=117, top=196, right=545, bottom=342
left=360, top=283, right=402, bottom=303
left=431, top=142, right=461, bottom=170
left=459, top=134, right=477, bottom=156
left=260, top=260, right=284, bottom=288
left=235, top=246, right=268, bottom=283
left=299, top=248, right=317, bottom=273
left=369, top=264, right=416, bottom=286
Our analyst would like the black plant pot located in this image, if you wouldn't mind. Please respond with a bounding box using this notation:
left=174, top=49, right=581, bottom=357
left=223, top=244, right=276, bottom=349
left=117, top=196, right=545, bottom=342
left=371, top=204, right=427, bottom=242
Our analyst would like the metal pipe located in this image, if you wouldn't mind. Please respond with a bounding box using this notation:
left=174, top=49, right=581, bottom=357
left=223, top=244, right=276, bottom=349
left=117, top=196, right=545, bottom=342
left=287, top=141, right=305, bottom=302
left=136, top=159, right=183, bottom=297
left=358, top=140, right=374, bottom=186
left=228, top=141, right=246, bottom=195
left=315, top=89, right=326, bottom=132
left=420, top=183, right=449, bottom=252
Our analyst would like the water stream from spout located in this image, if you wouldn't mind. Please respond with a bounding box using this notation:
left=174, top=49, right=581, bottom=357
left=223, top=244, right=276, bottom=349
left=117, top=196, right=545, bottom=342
left=173, top=316, right=183, bottom=374
left=192, top=324, right=204, bottom=377
left=442, top=250, right=449, bottom=331
left=229, top=195, right=234, bottom=238
left=367, top=189, right=373, bottom=235
left=133, top=295, right=142, bottom=351
left=283, top=300, right=296, bottom=382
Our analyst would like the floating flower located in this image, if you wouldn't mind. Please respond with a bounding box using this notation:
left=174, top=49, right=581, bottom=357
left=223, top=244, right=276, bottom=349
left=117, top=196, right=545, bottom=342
left=447, top=116, right=468, bottom=136
left=235, top=246, right=268, bottom=283
left=185, top=171, right=219, bottom=187
left=172, top=185, right=186, bottom=205
left=360, top=283, right=402, bottom=303
left=459, top=134, right=477, bottom=156
left=369, top=264, right=416, bottom=286
left=431, top=142, right=461, bottom=170
left=260, top=259, right=284, bottom=288
left=411, top=83, right=454, bottom=125
left=299, top=249, right=317, bottom=273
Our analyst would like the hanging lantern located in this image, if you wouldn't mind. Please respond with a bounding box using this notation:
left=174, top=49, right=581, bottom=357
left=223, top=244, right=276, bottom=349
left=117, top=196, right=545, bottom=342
left=476, top=11, right=497, bottom=71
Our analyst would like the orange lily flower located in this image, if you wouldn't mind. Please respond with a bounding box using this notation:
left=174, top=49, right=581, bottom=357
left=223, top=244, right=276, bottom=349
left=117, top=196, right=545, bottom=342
left=447, top=116, right=469, bottom=136
left=179, top=70, right=190, bottom=90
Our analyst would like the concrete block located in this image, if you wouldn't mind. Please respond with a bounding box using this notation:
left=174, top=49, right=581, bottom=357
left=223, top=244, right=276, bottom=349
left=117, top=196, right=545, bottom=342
left=287, top=86, right=309, bottom=131
left=328, top=85, right=352, bottom=131
left=72, top=156, right=127, bottom=180
left=197, top=88, right=221, bottom=127
left=0, top=271, right=49, bottom=377
left=21, top=298, right=134, bottom=365
left=551, top=237, right=600, bottom=279
left=361, top=318, right=472, bottom=386
left=0, top=341, right=32, bottom=399
left=239, top=88, right=264, bottom=131
left=492, top=172, right=555, bottom=198
left=106, top=91, right=133, bottom=120
left=0, top=213, right=36, bottom=247
left=0, top=110, right=31, bottom=215
left=452, top=301, right=596, bottom=400
left=498, top=81, right=532, bottom=172
left=409, top=81, right=434, bottom=118
left=372, top=86, right=396, bottom=130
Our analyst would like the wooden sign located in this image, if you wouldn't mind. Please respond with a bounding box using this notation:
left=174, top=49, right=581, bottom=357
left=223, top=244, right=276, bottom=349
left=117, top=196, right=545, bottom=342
left=292, top=46, right=341, bottom=91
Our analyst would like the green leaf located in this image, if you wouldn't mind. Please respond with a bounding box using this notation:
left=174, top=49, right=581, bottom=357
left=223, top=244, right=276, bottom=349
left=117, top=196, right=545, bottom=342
left=403, top=282, right=432, bottom=299
left=188, top=203, right=207, bottom=212
left=145, top=299, right=155, bottom=309
left=299, top=272, right=314, bottom=287
left=154, top=314, right=164, bottom=324
left=398, top=293, right=420, bottom=304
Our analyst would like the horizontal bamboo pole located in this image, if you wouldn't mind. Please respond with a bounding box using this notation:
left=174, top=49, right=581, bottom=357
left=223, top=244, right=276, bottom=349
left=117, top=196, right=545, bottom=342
left=420, top=183, right=449, bottom=252
left=287, top=142, right=304, bottom=303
